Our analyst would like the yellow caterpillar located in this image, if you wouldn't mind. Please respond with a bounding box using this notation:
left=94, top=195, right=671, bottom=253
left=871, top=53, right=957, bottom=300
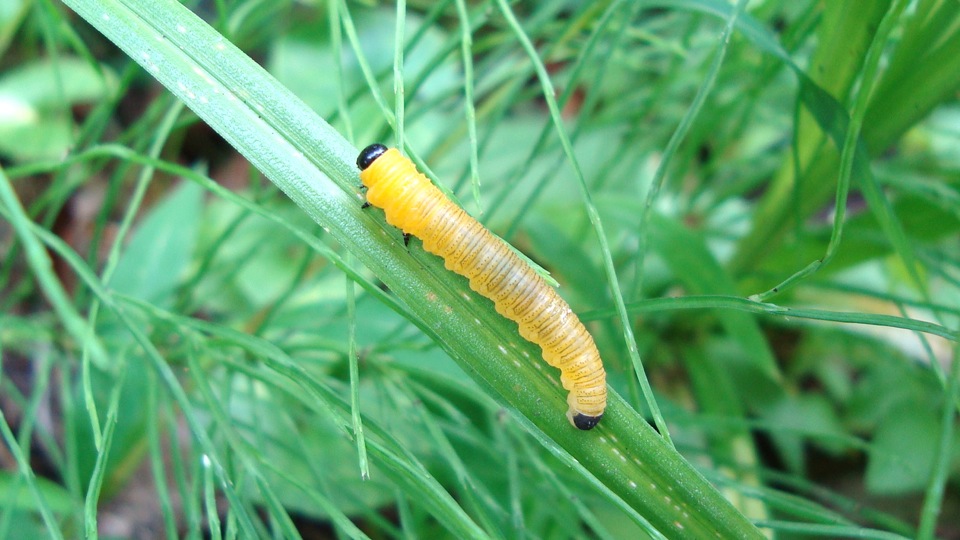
left=357, top=144, right=606, bottom=430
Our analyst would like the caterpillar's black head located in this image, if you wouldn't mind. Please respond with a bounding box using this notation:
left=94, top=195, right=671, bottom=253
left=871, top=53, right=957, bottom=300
left=572, top=413, right=603, bottom=431
left=357, top=143, right=388, bottom=171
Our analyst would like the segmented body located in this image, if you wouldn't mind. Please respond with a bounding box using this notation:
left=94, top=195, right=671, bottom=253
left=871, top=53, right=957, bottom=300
left=357, top=144, right=606, bottom=429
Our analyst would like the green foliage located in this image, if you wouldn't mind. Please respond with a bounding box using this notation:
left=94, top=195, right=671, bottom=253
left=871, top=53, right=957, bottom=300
left=1, top=0, right=958, bottom=538
left=0, top=59, right=115, bottom=161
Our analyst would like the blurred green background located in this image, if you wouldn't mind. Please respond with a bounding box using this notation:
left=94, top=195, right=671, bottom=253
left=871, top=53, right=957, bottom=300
left=0, top=0, right=958, bottom=538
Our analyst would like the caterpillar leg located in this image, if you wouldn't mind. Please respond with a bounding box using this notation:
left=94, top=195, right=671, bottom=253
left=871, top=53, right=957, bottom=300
left=359, top=185, right=371, bottom=209
left=567, top=393, right=604, bottom=430
left=403, top=233, right=412, bottom=246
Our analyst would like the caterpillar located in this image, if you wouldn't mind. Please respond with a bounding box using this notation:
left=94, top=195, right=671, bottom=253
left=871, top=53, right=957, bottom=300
left=356, top=144, right=606, bottom=430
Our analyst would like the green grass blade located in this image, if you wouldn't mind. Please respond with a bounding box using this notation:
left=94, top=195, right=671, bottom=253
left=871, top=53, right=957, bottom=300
left=0, top=167, right=111, bottom=373
left=493, top=0, right=676, bottom=452
left=58, top=0, right=764, bottom=536
left=917, top=350, right=960, bottom=539
left=0, top=401, right=65, bottom=540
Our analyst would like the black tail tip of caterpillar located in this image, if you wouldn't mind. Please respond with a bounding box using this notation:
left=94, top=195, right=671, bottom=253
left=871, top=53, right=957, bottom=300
left=357, top=143, right=388, bottom=171
left=572, top=413, right=603, bottom=431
